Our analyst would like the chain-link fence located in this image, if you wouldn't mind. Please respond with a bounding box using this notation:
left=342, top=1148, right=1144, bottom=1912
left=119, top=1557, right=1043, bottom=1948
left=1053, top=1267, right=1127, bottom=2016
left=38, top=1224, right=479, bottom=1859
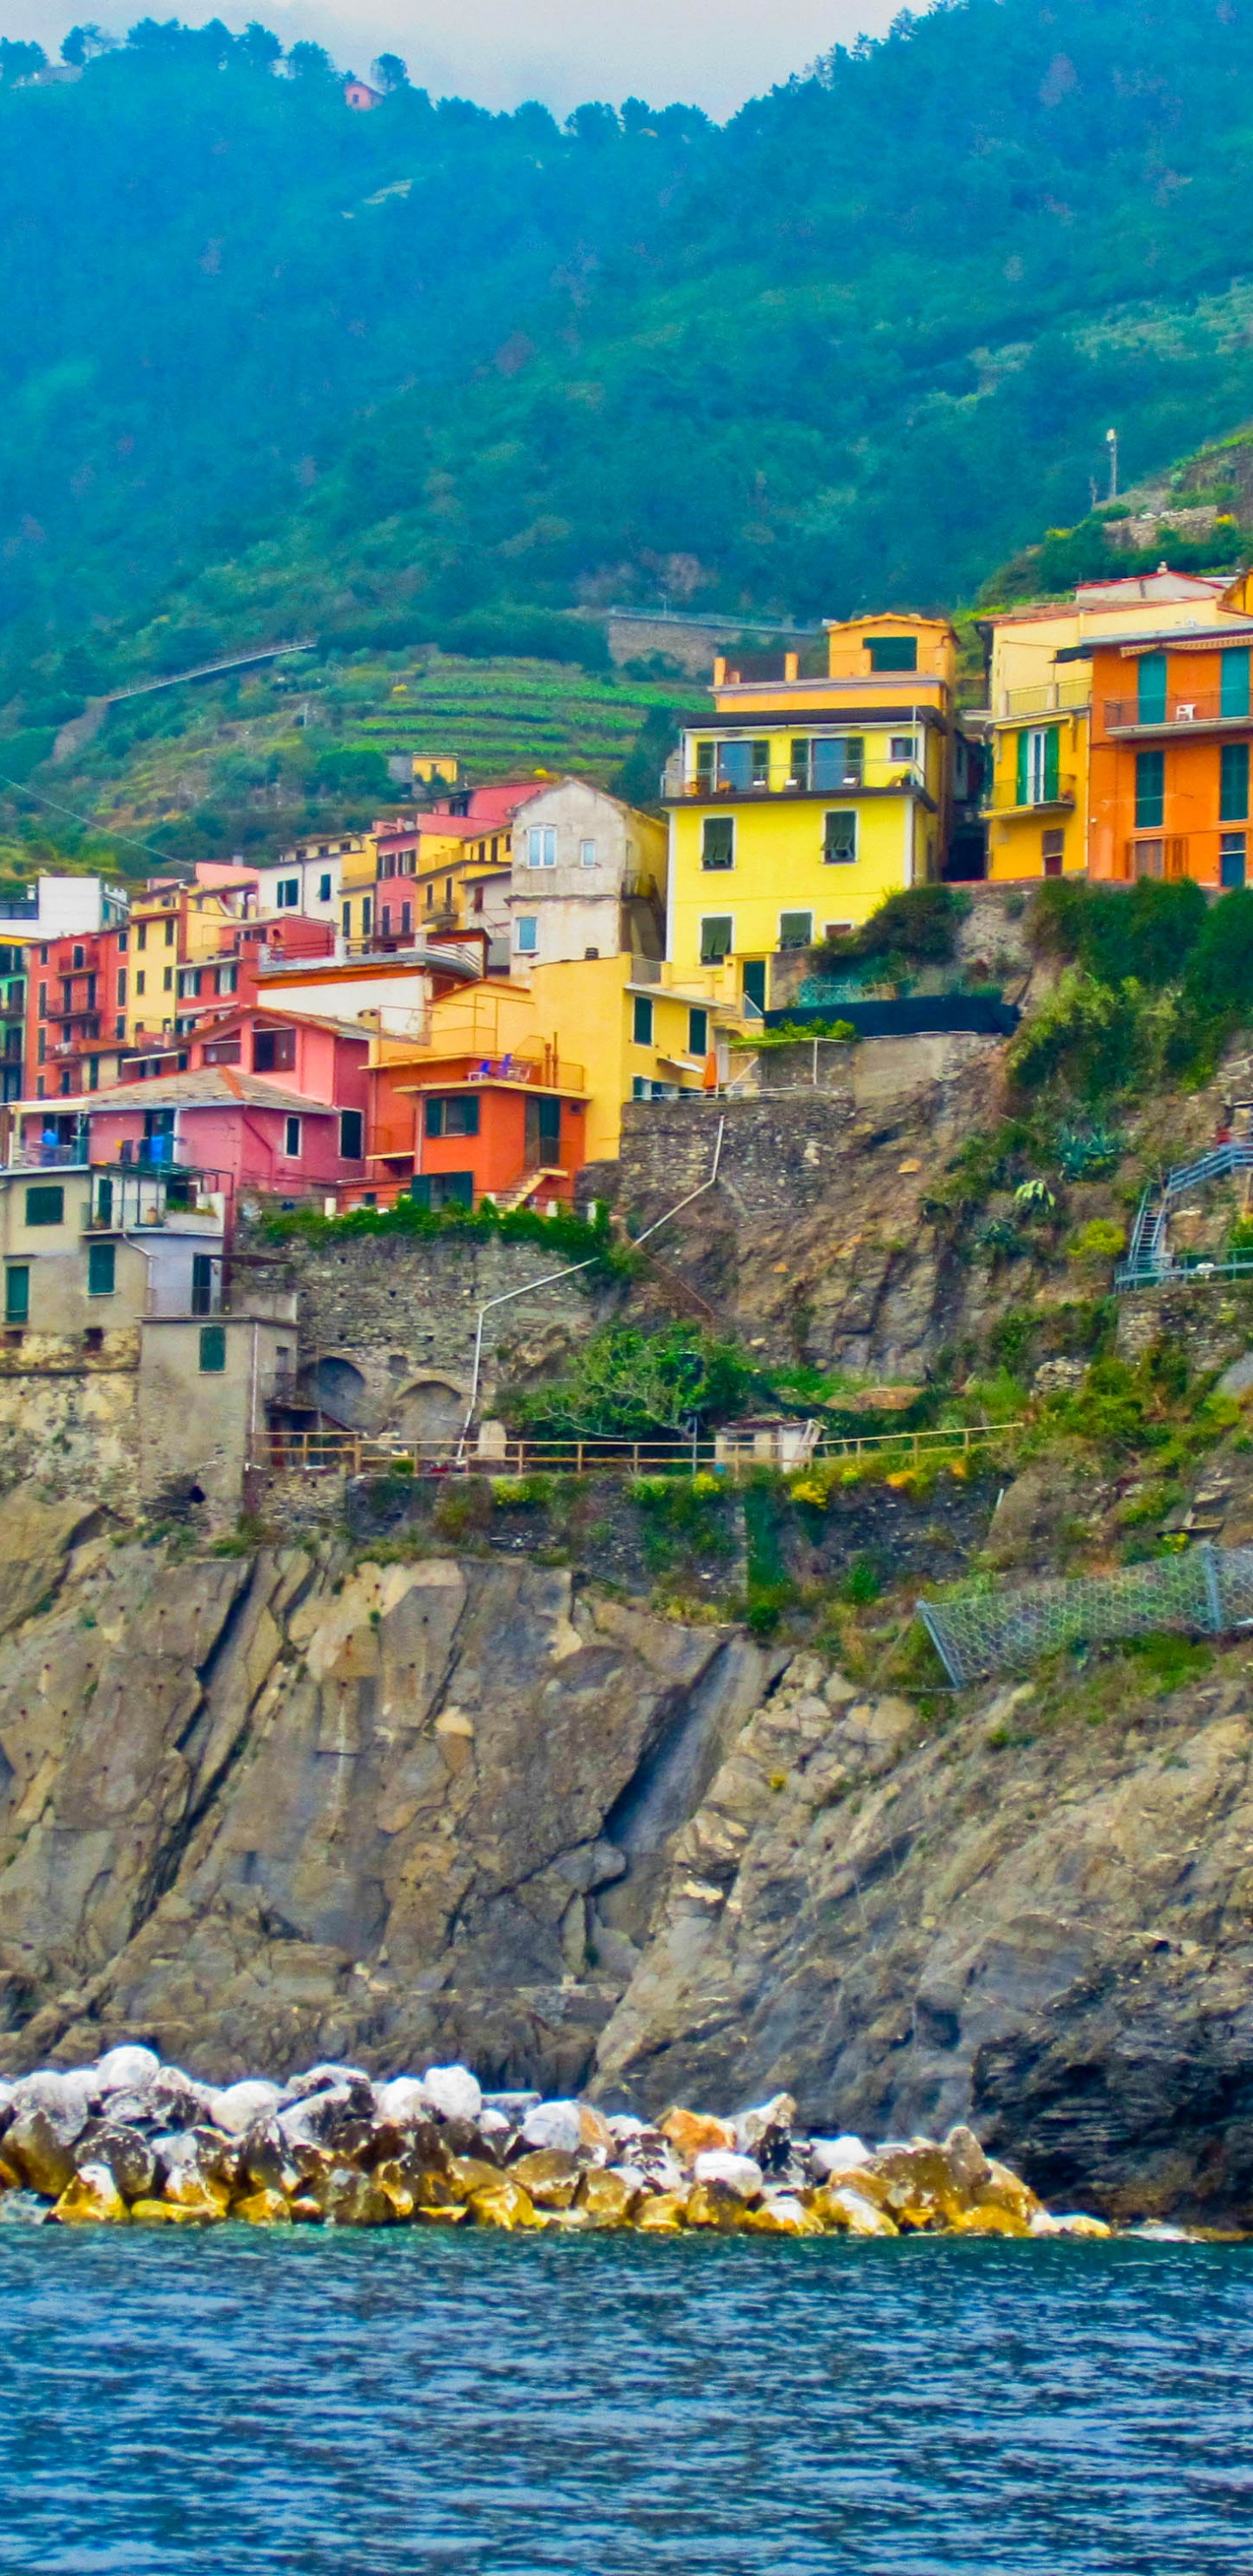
left=917, top=1543, right=1253, bottom=1688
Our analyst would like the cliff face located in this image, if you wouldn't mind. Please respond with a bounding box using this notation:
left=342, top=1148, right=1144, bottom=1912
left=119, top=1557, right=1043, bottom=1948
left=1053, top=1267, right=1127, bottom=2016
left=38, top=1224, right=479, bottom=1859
left=3, top=1493, right=1253, bottom=2223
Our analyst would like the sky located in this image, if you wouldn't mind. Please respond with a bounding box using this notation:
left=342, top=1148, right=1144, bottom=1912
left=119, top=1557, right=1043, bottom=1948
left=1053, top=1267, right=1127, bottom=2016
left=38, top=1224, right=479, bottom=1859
left=1, top=0, right=903, bottom=117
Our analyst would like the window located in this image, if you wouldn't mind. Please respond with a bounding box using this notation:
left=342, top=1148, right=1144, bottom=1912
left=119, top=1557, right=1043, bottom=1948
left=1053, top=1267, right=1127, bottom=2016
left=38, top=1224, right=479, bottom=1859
left=750, top=741, right=770, bottom=787
left=701, top=816, right=734, bottom=869
left=633, top=995, right=653, bottom=1045
left=117, top=969, right=127, bottom=1006
left=253, top=1028, right=296, bottom=1072
left=472, top=884, right=484, bottom=914
left=1221, top=832, right=1247, bottom=889
left=24, top=1185, right=64, bottom=1227
left=177, top=968, right=202, bottom=999
left=688, top=1007, right=708, bottom=1057
left=87, top=1241, right=116, bottom=1298
left=277, top=877, right=299, bottom=908
left=163, top=967, right=174, bottom=993
left=527, top=826, right=556, bottom=868
left=318, top=872, right=332, bottom=902
left=580, top=838, right=597, bottom=868
left=117, top=929, right=128, bottom=954
left=823, top=811, right=857, bottom=863
left=1136, top=750, right=1165, bottom=830
left=1220, top=741, right=1250, bottom=822
left=342, top=900, right=352, bottom=936
left=135, top=971, right=146, bottom=996
left=516, top=916, right=538, bottom=954
left=5, top=1266, right=29, bottom=1325
left=1016, top=728, right=1060, bottom=807
left=779, top=911, right=814, bottom=949
left=203, top=1037, right=241, bottom=1065
left=217, top=963, right=238, bottom=997
left=1221, top=649, right=1251, bottom=721
left=37, top=983, right=46, bottom=1019
left=380, top=905, right=392, bottom=936
left=339, top=1109, right=364, bottom=1160
left=425, top=1095, right=480, bottom=1138
left=71, top=943, right=84, bottom=970
left=191, top=1254, right=215, bottom=1316
left=198, top=1324, right=226, bottom=1372
left=1042, top=827, right=1065, bottom=878
left=694, top=741, right=715, bottom=791
left=401, top=902, right=412, bottom=936
left=137, top=922, right=147, bottom=950
left=788, top=739, right=810, bottom=789
left=1136, top=652, right=1167, bottom=725
left=361, top=897, right=372, bottom=936
left=409, top=1171, right=473, bottom=1211
left=164, top=919, right=175, bottom=947
left=283, top=1116, right=301, bottom=1158
left=88, top=1057, right=99, bottom=1091
left=867, top=634, right=917, bottom=672
left=717, top=741, right=753, bottom=792
left=700, top=916, right=734, bottom=963
left=889, top=735, right=916, bottom=762
left=814, top=737, right=863, bottom=790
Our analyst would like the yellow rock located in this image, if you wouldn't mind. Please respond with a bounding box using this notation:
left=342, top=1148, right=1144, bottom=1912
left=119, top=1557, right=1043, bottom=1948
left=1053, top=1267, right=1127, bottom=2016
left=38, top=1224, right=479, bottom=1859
left=977, top=2160, right=1043, bottom=2224
left=867, top=2145, right=964, bottom=2231
left=578, top=2103, right=616, bottom=2158
left=164, top=2173, right=231, bottom=2217
left=130, top=2198, right=220, bottom=2225
left=684, top=2182, right=745, bottom=2231
left=740, top=2197, right=821, bottom=2237
left=290, top=2196, right=326, bottom=2224
left=52, top=2166, right=130, bottom=2225
left=813, top=2184, right=900, bottom=2237
left=574, top=2168, right=636, bottom=2228
left=414, top=2202, right=470, bottom=2224
left=950, top=2204, right=1031, bottom=2237
left=633, top=2192, right=688, bottom=2231
left=447, top=2155, right=506, bottom=2202
left=231, top=2188, right=293, bottom=2225
left=467, top=2179, right=544, bottom=2231
left=373, top=2160, right=417, bottom=2220
left=509, top=2148, right=581, bottom=2210
left=660, top=2107, right=736, bottom=2161
left=0, top=2157, right=22, bottom=2193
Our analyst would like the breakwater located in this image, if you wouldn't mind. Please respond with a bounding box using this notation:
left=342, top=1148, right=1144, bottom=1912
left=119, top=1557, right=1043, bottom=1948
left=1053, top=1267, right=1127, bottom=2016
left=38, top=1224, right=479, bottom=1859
left=0, top=2043, right=1128, bottom=2237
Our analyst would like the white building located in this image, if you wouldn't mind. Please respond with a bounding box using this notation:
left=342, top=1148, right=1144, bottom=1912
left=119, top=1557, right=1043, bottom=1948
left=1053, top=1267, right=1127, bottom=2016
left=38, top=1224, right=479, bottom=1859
left=0, top=874, right=129, bottom=939
left=507, top=781, right=667, bottom=970
left=254, top=837, right=365, bottom=924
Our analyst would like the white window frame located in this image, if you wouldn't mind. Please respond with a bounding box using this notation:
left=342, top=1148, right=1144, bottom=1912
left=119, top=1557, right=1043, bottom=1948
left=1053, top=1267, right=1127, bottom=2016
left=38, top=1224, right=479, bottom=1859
left=278, top=877, right=299, bottom=909
left=579, top=838, right=597, bottom=868
left=516, top=916, right=539, bottom=954
left=779, top=909, right=814, bottom=949
left=527, top=827, right=556, bottom=869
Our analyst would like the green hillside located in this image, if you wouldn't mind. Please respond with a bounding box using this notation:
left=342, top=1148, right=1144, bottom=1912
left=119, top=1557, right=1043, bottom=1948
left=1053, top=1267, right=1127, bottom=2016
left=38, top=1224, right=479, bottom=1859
left=7, top=0, right=1253, bottom=734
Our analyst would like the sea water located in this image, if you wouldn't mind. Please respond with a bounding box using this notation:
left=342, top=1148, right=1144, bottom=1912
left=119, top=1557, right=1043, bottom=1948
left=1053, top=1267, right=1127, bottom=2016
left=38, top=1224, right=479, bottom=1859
left=1, top=2231, right=1250, bottom=2573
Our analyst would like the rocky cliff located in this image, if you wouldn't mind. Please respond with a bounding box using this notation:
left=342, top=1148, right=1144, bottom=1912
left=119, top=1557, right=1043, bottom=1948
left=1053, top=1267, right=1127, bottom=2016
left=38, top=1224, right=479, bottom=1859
left=3, top=1492, right=1253, bottom=2224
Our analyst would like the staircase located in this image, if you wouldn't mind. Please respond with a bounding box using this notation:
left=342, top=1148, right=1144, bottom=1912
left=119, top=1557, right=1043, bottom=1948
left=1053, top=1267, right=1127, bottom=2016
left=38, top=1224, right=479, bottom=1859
left=489, top=1166, right=567, bottom=1213
left=1118, top=1140, right=1253, bottom=1287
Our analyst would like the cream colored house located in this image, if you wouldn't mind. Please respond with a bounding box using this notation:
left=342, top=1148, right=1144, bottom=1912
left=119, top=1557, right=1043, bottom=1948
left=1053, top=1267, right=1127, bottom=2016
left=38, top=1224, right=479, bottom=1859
left=508, top=781, right=668, bottom=969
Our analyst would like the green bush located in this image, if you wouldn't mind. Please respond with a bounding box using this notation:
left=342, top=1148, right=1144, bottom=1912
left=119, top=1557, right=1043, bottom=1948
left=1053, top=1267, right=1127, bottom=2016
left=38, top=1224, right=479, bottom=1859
left=513, top=1322, right=756, bottom=1439
left=1030, top=876, right=1207, bottom=989
left=1008, top=969, right=1169, bottom=1103
left=1068, top=1217, right=1127, bottom=1262
left=815, top=883, right=968, bottom=974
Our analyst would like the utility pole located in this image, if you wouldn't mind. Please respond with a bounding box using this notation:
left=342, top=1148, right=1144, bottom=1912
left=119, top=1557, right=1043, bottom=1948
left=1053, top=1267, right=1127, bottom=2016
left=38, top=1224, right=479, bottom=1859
left=1106, top=426, right=1118, bottom=502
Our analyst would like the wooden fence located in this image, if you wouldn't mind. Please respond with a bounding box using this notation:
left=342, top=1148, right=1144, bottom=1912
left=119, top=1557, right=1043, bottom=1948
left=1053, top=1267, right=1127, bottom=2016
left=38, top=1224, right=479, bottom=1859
left=263, top=1419, right=1024, bottom=1481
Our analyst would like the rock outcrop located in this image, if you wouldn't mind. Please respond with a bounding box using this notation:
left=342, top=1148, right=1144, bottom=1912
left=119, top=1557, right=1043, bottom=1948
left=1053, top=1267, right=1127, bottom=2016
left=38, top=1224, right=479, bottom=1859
left=3, top=1494, right=1253, bottom=2223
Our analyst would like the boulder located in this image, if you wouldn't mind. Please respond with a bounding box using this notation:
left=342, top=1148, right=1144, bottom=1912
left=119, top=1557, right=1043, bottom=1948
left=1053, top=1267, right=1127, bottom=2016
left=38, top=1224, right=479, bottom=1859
left=949, top=2203, right=1031, bottom=2237
left=321, top=2170, right=392, bottom=2226
left=207, top=2080, right=283, bottom=2137
left=734, top=2094, right=796, bottom=2166
left=808, top=2135, right=871, bottom=2180
left=130, top=2199, right=218, bottom=2225
left=372, top=2161, right=417, bottom=2221
left=508, top=2149, right=581, bottom=2210
left=10, top=2070, right=92, bottom=2130
left=52, top=2163, right=130, bottom=2224
left=276, top=2088, right=358, bottom=2150
left=685, top=2182, right=745, bottom=2231
left=518, top=2100, right=582, bottom=2157
left=660, top=2108, right=736, bottom=2162
left=447, top=2154, right=506, bottom=2202
left=374, top=2078, right=432, bottom=2128
left=862, top=2143, right=965, bottom=2230
left=691, top=2150, right=763, bottom=2201
left=73, top=2123, right=156, bottom=2204
left=0, top=2190, right=52, bottom=2225
left=633, top=2190, right=687, bottom=2231
left=813, top=2184, right=899, bottom=2237
left=943, top=2123, right=991, bottom=2194
left=467, top=2177, right=543, bottom=2231
left=283, top=2064, right=376, bottom=2116
left=481, top=2092, right=542, bottom=2121
left=160, top=2172, right=230, bottom=2219
left=1029, top=2211, right=1112, bottom=2238
left=4, top=2104, right=82, bottom=2197
left=231, top=2187, right=292, bottom=2224
left=238, top=2121, right=301, bottom=2198
left=573, top=2168, right=636, bottom=2228
left=92, top=2045, right=160, bottom=2097
left=422, top=2064, right=482, bottom=2125
left=740, top=2195, right=820, bottom=2237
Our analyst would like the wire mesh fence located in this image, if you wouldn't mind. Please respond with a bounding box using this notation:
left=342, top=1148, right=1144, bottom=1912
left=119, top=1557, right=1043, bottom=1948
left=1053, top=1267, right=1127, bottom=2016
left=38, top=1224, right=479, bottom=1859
left=917, top=1544, right=1253, bottom=1688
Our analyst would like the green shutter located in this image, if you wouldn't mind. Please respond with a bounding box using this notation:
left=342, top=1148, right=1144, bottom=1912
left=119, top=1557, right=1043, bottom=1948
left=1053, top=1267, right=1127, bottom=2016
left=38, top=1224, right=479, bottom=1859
left=688, top=1008, right=708, bottom=1057
left=24, top=1184, right=64, bottom=1227
left=1042, top=728, right=1060, bottom=802
left=633, top=995, right=653, bottom=1045
left=198, top=1324, right=226, bottom=1373
left=1137, top=654, right=1167, bottom=724
left=87, top=1242, right=115, bottom=1298
left=1015, top=731, right=1029, bottom=807
left=409, top=1176, right=432, bottom=1210
left=1220, top=741, right=1250, bottom=822
left=1221, top=650, right=1250, bottom=721
left=1135, top=751, right=1165, bottom=829
left=4, top=1265, right=29, bottom=1325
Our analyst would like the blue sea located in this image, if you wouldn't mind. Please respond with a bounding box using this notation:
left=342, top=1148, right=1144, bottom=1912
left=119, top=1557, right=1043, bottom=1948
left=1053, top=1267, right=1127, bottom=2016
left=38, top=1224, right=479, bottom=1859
left=1, top=2231, right=1250, bottom=2574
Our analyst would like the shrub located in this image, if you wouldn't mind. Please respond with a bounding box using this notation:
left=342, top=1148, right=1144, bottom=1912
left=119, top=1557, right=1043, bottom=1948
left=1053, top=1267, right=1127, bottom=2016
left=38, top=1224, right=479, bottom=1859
left=513, top=1322, right=756, bottom=1439
left=1052, top=1120, right=1125, bottom=1178
left=815, top=882, right=968, bottom=974
left=1008, top=969, right=1169, bottom=1103
left=1068, top=1218, right=1127, bottom=1262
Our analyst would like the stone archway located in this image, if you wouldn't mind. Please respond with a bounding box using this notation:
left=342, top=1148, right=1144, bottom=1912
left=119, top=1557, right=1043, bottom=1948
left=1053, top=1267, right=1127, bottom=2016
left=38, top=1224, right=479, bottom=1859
left=386, top=1377, right=466, bottom=1448
left=311, top=1354, right=371, bottom=1429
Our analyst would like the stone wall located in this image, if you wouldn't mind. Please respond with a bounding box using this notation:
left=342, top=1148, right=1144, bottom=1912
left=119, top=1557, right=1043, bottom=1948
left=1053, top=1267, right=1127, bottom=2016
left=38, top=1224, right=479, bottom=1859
left=237, top=1226, right=615, bottom=1432
left=1116, top=1275, right=1253, bottom=1372
left=0, top=1331, right=140, bottom=1513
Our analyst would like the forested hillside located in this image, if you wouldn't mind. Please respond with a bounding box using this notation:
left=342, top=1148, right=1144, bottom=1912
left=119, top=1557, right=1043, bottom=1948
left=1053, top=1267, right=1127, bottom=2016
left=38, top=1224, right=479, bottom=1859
left=7, top=0, right=1253, bottom=724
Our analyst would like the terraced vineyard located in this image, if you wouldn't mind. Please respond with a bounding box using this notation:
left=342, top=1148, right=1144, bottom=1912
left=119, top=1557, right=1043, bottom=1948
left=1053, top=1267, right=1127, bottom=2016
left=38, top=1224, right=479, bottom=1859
left=349, top=656, right=707, bottom=786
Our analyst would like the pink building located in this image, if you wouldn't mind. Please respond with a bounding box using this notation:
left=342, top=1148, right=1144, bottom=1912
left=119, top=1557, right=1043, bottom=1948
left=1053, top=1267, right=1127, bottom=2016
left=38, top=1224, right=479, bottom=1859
left=77, top=1005, right=369, bottom=1199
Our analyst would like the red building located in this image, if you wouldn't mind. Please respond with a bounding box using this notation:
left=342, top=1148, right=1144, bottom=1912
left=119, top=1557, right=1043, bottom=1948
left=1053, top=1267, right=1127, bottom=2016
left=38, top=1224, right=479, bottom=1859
left=361, top=1002, right=589, bottom=1212
left=76, top=1004, right=369, bottom=1200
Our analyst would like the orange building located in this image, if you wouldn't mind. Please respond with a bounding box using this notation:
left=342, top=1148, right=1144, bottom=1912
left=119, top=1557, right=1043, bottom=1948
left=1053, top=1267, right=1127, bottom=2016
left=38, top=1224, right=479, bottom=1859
left=1088, top=573, right=1253, bottom=887
left=361, top=983, right=590, bottom=1212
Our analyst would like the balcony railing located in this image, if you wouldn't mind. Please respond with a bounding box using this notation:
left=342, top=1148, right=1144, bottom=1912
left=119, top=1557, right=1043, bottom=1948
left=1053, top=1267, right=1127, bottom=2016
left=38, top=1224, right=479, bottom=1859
left=672, top=761, right=924, bottom=801
left=985, top=774, right=1076, bottom=815
left=997, top=677, right=1091, bottom=720
left=1103, top=694, right=1251, bottom=735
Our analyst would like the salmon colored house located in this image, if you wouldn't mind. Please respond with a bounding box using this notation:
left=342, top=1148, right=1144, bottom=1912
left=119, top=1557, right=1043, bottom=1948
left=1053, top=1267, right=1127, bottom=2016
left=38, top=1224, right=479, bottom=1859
left=1088, top=571, right=1253, bottom=887
left=67, top=1005, right=370, bottom=1200
left=360, top=983, right=590, bottom=1211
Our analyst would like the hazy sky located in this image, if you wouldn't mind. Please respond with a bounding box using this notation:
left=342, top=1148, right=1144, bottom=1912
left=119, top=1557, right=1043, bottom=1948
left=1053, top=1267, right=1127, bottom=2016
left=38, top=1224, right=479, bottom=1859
left=2, top=0, right=903, bottom=116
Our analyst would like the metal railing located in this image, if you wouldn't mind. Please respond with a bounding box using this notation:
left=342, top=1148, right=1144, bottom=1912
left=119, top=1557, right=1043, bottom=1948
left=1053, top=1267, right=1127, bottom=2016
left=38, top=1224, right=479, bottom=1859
left=1104, top=694, right=1250, bottom=734
left=997, top=679, right=1090, bottom=721
left=265, top=1419, right=1023, bottom=1481
left=1117, top=1140, right=1253, bottom=1286
left=984, top=775, right=1076, bottom=814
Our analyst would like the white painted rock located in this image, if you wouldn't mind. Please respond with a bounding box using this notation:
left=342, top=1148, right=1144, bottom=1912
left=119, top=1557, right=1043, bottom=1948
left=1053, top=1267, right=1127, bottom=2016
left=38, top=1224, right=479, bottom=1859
left=93, top=2045, right=161, bottom=2096
left=422, top=2063, right=482, bottom=2124
left=206, top=2080, right=283, bottom=2137
left=734, top=2093, right=796, bottom=2155
left=519, top=2100, right=582, bottom=2157
left=692, top=2150, right=763, bottom=2200
left=809, top=2135, right=871, bottom=2178
left=374, top=2077, right=432, bottom=2127
left=10, top=2069, right=94, bottom=2125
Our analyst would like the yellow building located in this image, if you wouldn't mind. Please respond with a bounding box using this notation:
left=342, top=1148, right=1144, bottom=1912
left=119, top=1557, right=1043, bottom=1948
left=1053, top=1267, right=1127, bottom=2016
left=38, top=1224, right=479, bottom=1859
left=979, top=571, right=1236, bottom=882
left=126, top=885, right=247, bottom=1047
left=528, top=955, right=734, bottom=1163
left=664, top=614, right=956, bottom=1013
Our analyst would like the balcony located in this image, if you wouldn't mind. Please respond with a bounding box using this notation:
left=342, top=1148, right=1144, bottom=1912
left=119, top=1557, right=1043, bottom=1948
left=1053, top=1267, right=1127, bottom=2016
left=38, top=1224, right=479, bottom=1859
left=84, top=1164, right=229, bottom=1231
left=985, top=775, right=1076, bottom=816
left=1103, top=694, right=1251, bottom=737
left=667, top=759, right=927, bottom=803
left=410, top=1051, right=586, bottom=1093
left=996, top=677, right=1091, bottom=721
